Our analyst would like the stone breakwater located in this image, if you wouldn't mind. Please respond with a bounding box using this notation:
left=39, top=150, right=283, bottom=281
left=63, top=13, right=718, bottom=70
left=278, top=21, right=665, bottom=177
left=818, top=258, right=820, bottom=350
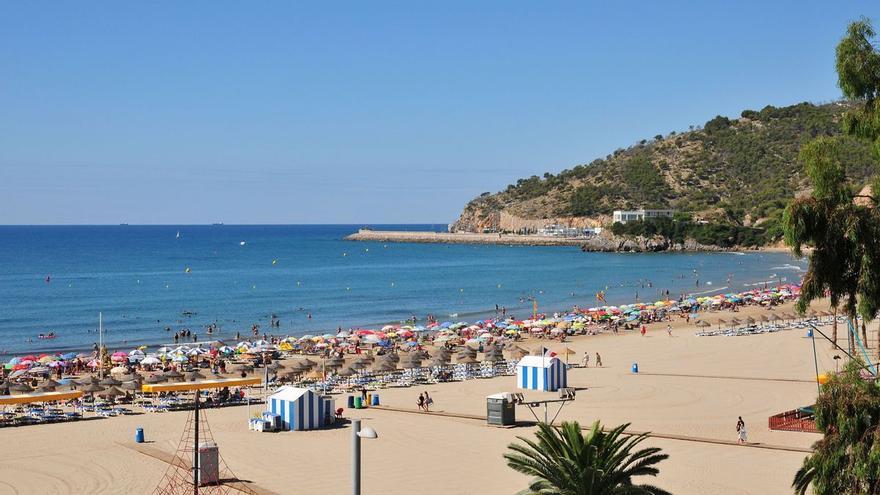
left=346, top=229, right=768, bottom=252
left=344, top=229, right=585, bottom=246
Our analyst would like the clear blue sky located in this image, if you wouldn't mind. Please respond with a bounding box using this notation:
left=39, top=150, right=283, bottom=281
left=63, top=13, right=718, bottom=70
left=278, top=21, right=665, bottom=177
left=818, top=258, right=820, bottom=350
left=2, top=1, right=878, bottom=225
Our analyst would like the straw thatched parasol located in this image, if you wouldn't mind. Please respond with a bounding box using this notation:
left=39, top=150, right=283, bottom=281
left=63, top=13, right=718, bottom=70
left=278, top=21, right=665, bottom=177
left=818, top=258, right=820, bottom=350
left=10, top=383, right=34, bottom=393
left=696, top=320, right=712, bottom=328
left=121, top=381, right=142, bottom=391
left=41, top=378, right=61, bottom=388
left=98, top=386, right=125, bottom=398
left=75, top=375, right=100, bottom=386
left=770, top=314, right=781, bottom=322
left=266, top=362, right=285, bottom=371
left=745, top=316, right=756, bottom=325
left=164, top=370, right=183, bottom=381
left=371, top=361, right=397, bottom=373
left=99, top=377, right=122, bottom=386
left=336, top=367, right=356, bottom=377
left=145, top=374, right=166, bottom=384
left=401, top=357, right=423, bottom=369
left=759, top=315, right=770, bottom=323
left=456, top=355, right=478, bottom=365
left=35, top=383, right=56, bottom=392
left=184, top=371, right=206, bottom=381
left=79, top=383, right=105, bottom=394
left=483, top=348, right=505, bottom=362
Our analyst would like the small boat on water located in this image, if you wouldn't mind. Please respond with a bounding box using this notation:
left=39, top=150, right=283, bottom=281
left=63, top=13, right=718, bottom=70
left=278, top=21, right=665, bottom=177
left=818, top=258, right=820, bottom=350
left=176, top=231, right=181, bottom=239
left=240, top=241, right=246, bottom=246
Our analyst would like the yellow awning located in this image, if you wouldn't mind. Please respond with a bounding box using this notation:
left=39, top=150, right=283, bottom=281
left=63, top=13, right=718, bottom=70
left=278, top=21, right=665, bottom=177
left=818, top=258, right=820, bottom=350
left=0, top=390, right=84, bottom=405
left=141, top=377, right=262, bottom=393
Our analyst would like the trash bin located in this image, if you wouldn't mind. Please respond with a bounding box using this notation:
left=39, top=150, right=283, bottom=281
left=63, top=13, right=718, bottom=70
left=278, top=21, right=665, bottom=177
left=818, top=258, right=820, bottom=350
left=631, top=362, right=639, bottom=374
left=807, top=329, right=813, bottom=338
left=371, top=394, right=380, bottom=406
left=197, top=442, right=220, bottom=486
left=135, top=427, right=144, bottom=443
left=347, top=395, right=355, bottom=408
left=354, top=396, right=362, bottom=409
left=366, top=393, right=372, bottom=406
left=486, top=393, right=515, bottom=426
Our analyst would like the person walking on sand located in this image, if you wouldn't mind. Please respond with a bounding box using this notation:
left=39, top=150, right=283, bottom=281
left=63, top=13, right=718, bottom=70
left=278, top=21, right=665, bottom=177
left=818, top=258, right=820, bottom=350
left=417, top=393, right=425, bottom=412
left=424, top=391, right=432, bottom=411
left=667, top=324, right=672, bottom=337
left=595, top=352, right=603, bottom=367
left=640, top=324, right=646, bottom=337
left=581, top=351, right=590, bottom=367
left=736, top=416, right=747, bottom=444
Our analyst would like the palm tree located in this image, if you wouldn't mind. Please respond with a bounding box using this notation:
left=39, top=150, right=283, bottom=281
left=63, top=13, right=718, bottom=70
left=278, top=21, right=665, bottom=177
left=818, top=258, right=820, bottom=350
left=793, top=360, right=880, bottom=494
left=504, top=421, right=670, bottom=495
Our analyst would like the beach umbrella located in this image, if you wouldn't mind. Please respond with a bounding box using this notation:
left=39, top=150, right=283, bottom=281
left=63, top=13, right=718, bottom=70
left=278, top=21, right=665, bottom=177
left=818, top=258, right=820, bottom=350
left=164, top=370, right=184, bottom=381
left=456, top=355, right=478, bottom=365
left=746, top=316, right=756, bottom=325
left=730, top=318, right=742, bottom=326
left=121, top=381, right=142, bottom=391
left=140, top=356, right=161, bottom=366
left=371, top=360, right=397, bottom=373
left=75, top=375, right=100, bottom=386
left=759, top=315, right=770, bottom=323
left=324, top=357, right=344, bottom=369
left=10, top=383, right=33, bottom=393
left=100, top=377, right=122, bottom=386
left=266, top=362, right=284, bottom=371
left=336, top=367, right=356, bottom=377
left=401, top=356, right=423, bottom=369
left=98, top=386, right=125, bottom=398
left=184, top=371, right=206, bottom=381
left=36, top=383, right=57, bottom=392
left=696, top=320, right=712, bottom=328
left=145, top=374, right=166, bottom=384
left=79, top=383, right=105, bottom=394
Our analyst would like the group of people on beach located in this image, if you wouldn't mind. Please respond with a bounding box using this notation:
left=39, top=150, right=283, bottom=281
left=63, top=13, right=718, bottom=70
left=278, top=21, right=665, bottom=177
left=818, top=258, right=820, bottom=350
left=417, top=391, right=433, bottom=412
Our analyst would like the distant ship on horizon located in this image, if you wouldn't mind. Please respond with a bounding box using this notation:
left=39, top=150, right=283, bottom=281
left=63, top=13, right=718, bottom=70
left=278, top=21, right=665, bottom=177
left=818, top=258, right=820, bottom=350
left=212, top=222, right=224, bottom=226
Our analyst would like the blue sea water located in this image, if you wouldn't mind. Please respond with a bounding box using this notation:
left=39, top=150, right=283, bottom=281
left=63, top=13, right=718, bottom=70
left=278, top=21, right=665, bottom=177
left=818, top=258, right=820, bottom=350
left=0, top=225, right=806, bottom=357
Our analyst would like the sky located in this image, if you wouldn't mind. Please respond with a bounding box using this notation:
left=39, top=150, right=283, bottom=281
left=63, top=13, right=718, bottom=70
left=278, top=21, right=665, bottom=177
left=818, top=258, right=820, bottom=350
left=2, top=1, right=879, bottom=225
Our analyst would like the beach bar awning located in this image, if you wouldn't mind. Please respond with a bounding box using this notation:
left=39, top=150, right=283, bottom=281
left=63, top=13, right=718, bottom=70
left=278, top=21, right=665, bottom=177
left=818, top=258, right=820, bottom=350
left=0, top=390, right=84, bottom=405
left=141, top=377, right=262, bottom=393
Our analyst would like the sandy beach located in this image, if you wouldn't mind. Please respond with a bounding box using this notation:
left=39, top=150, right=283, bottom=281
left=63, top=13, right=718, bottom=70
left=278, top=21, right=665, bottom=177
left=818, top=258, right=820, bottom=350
left=0, top=299, right=855, bottom=494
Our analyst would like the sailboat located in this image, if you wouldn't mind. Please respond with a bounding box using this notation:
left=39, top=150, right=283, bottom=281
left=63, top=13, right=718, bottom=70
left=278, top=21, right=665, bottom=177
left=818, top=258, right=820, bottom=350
left=176, top=231, right=181, bottom=239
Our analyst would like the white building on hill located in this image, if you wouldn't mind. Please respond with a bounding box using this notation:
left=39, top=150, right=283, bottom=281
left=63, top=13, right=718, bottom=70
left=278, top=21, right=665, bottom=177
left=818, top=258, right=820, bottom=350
left=612, top=208, right=675, bottom=224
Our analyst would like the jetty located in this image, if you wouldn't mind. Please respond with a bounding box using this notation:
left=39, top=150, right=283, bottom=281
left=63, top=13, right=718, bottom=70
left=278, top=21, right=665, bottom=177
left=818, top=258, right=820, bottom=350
left=344, top=229, right=585, bottom=246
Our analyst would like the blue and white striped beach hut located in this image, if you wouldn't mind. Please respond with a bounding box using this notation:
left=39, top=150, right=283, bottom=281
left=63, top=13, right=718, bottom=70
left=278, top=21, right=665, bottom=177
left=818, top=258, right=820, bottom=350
left=515, top=355, right=567, bottom=391
left=267, top=386, right=334, bottom=431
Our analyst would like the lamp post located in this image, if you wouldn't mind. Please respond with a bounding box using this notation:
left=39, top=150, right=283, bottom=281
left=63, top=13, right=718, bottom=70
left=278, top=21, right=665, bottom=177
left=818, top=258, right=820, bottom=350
left=351, top=419, right=378, bottom=495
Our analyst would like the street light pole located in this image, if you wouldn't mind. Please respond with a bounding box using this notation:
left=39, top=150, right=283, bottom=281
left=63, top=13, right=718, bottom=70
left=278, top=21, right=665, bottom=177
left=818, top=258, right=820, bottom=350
left=352, top=419, right=361, bottom=495
left=352, top=419, right=377, bottom=495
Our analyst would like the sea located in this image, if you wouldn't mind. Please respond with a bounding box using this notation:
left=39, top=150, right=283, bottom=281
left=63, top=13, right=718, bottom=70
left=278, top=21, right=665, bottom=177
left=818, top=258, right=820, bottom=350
left=0, top=224, right=807, bottom=357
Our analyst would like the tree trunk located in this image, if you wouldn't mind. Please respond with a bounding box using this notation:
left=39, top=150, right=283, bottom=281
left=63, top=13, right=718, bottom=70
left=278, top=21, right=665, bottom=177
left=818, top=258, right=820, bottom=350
left=862, top=320, right=868, bottom=351
left=832, top=308, right=838, bottom=348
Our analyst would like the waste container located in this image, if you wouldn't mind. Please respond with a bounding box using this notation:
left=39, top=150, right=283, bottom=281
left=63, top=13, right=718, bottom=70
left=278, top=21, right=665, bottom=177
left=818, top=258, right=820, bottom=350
left=631, top=362, right=639, bottom=374
left=354, top=396, right=362, bottom=409
left=197, top=442, right=220, bottom=486
left=486, top=393, right=515, bottom=426
left=371, top=394, right=380, bottom=406
left=135, top=427, right=144, bottom=443
left=347, top=395, right=355, bottom=408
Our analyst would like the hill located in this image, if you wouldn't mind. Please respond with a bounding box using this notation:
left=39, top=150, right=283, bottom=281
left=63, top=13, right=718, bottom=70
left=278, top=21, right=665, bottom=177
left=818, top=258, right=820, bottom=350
left=451, top=101, right=878, bottom=243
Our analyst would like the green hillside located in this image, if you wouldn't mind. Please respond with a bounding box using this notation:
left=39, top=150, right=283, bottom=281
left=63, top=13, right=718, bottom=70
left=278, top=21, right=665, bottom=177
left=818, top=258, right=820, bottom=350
left=456, top=101, right=878, bottom=241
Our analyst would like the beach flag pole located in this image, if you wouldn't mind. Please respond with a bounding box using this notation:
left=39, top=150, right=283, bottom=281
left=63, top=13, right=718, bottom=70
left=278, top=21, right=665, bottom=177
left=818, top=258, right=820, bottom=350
left=193, top=390, right=200, bottom=494
left=98, top=312, right=104, bottom=379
